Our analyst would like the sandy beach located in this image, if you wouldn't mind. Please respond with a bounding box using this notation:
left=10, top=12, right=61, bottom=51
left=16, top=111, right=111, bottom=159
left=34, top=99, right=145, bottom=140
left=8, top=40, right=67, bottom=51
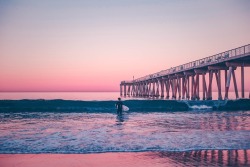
left=0, top=152, right=176, bottom=167
left=1, top=150, right=249, bottom=167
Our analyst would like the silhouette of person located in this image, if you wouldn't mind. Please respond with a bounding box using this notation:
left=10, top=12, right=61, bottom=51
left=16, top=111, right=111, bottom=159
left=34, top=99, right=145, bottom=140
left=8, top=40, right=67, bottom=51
left=115, top=97, right=123, bottom=114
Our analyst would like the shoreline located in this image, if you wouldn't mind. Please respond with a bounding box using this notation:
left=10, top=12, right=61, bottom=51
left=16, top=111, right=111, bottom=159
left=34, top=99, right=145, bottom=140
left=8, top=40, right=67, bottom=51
left=0, top=150, right=249, bottom=167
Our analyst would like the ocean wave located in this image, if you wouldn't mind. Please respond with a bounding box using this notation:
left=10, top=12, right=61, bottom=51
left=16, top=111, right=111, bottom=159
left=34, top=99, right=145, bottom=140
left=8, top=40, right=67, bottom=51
left=0, top=99, right=250, bottom=112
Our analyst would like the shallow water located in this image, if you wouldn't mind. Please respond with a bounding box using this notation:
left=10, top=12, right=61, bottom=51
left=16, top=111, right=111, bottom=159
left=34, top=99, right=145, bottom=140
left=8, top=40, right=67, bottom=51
left=0, top=110, right=249, bottom=153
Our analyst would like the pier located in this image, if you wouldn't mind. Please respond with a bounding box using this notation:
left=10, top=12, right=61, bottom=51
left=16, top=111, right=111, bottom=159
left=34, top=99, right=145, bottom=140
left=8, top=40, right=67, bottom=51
left=120, top=44, right=250, bottom=100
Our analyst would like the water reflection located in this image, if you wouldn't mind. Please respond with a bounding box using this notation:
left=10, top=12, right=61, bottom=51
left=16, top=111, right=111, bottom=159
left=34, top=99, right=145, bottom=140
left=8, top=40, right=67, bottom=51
left=116, top=113, right=129, bottom=125
left=116, top=114, right=125, bottom=123
left=144, top=149, right=249, bottom=167
left=143, top=111, right=250, bottom=132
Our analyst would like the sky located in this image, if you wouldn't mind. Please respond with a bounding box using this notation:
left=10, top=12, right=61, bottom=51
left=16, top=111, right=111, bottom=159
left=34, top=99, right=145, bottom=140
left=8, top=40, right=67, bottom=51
left=0, top=0, right=250, bottom=92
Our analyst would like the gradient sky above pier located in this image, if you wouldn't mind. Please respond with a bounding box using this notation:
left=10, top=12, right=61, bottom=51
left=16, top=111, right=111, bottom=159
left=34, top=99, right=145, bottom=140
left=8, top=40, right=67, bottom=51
left=0, top=0, right=250, bottom=92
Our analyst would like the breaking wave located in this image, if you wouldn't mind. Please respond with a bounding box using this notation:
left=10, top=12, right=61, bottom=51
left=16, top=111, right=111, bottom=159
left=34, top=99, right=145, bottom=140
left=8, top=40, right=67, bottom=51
left=0, top=99, right=250, bottom=112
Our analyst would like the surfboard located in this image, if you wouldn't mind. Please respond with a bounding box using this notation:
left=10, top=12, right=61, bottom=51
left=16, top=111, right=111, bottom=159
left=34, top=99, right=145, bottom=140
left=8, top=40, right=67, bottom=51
left=122, top=105, right=129, bottom=111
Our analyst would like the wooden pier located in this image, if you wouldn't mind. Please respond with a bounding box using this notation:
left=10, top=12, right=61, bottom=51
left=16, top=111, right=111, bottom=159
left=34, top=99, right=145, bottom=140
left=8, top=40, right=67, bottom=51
left=120, top=44, right=250, bottom=100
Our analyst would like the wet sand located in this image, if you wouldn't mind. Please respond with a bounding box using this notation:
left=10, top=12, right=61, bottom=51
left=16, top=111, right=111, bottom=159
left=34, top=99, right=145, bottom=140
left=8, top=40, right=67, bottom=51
left=0, top=150, right=249, bottom=167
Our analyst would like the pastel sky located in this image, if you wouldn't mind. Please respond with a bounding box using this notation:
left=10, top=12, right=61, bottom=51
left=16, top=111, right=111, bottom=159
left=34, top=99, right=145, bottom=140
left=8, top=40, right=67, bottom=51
left=0, top=0, right=250, bottom=92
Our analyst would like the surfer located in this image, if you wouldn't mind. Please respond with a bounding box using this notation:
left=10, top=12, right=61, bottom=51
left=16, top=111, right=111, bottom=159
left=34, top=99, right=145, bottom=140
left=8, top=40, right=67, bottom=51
left=115, top=97, right=123, bottom=114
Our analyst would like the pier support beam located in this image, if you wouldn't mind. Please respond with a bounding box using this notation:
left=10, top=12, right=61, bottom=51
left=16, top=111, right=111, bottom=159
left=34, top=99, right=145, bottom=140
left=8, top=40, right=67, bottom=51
left=208, top=66, right=230, bottom=100
left=178, top=77, right=181, bottom=99
left=232, top=69, right=239, bottom=99
left=175, top=74, right=184, bottom=99
left=182, top=77, right=185, bottom=99
left=202, top=73, right=207, bottom=100
left=160, top=78, right=165, bottom=98
left=156, top=79, right=159, bottom=97
left=184, top=71, right=195, bottom=100
left=170, top=78, right=176, bottom=99
left=196, top=74, right=200, bottom=100
left=194, top=69, right=208, bottom=100
left=120, top=84, right=123, bottom=96
left=241, top=65, right=245, bottom=98
left=207, top=70, right=213, bottom=100
left=127, top=84, right=131, bottom=96
left=152, top=80, right=156, bottom=97
left=148, top=81, right=152, bottom=97
left=164, top=78, right=170, bottom=99
left=124, top=85, right=127, bottom=97
left=173, top=78, right=178, bottom=99
left=191, top=75, right=195, bottom=100
left=225, top=66, right=238, bottom=99
left=215, top=70, right=222, bottom=100
left=225, top=67, right=232, bottom=99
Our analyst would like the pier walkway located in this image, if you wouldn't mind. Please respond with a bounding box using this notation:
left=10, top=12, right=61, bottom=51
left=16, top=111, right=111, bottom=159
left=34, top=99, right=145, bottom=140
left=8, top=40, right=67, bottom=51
left=120, top=44, right=250, bottom=100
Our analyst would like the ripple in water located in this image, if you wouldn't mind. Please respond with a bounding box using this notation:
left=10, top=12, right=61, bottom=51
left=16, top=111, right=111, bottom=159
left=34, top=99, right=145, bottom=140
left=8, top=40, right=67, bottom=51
left=0, top=111, right=250, bottom=153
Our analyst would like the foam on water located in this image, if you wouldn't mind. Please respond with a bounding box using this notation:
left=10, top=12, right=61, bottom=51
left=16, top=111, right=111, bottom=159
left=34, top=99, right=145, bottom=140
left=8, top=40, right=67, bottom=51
left=0, top=111, right=250, bottom=154
left=189, top=105, right=213, bottom=110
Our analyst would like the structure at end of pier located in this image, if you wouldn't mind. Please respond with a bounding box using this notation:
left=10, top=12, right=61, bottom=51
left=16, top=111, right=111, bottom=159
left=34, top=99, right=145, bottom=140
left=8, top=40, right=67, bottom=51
left=120, top=44, right=250, bottom=100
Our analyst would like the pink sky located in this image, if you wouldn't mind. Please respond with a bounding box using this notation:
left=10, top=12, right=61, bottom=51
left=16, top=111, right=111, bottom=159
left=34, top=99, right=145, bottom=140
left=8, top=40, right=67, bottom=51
left=0, top=0, right=250, bottom=92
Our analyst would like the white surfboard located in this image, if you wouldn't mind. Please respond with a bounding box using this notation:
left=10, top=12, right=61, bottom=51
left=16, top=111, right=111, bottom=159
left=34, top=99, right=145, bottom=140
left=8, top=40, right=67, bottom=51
left=122, top=105, right=129, bottom=111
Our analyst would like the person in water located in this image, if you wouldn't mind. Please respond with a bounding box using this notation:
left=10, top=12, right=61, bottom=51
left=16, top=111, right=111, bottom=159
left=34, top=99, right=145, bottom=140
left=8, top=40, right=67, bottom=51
left=115, top=97, right=123, bottom=114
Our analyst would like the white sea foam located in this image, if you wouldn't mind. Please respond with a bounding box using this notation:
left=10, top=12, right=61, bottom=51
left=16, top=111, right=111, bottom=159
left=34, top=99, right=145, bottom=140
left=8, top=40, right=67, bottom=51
left=189, top=105, right=213, bottom=110
left=0, top=111, right=249, bottom=153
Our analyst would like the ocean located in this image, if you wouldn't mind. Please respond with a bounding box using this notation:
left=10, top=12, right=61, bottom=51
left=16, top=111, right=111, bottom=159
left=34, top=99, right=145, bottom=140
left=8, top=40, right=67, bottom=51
left=0, top=92, right=250, bottom=166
